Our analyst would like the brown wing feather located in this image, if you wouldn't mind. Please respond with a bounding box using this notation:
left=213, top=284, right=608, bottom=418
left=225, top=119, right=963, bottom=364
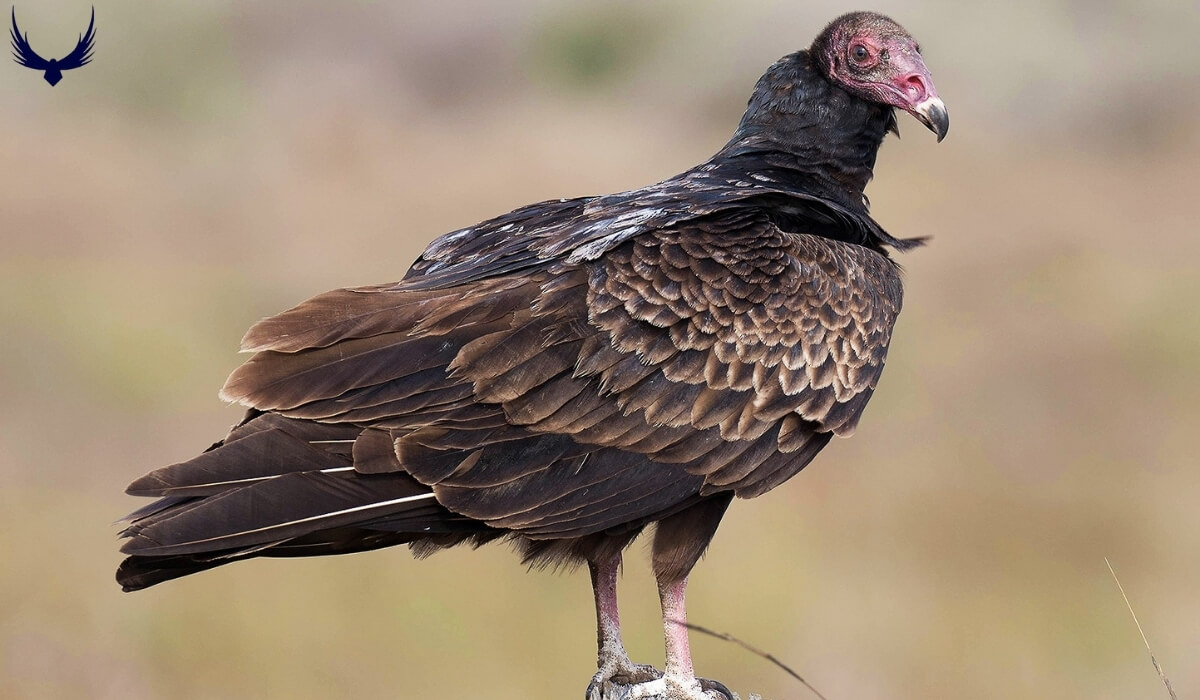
left=588, top=212, right=902, bottom=440
left=214, top=210, right=901, bottom=536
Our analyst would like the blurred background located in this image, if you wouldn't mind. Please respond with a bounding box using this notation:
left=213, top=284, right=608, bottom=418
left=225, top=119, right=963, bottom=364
left=2, top=1, right=1198, bottom=698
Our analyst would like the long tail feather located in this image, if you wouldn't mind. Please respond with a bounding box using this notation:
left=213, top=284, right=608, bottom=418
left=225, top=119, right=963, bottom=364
left=116, top=414, right=490, bottom=591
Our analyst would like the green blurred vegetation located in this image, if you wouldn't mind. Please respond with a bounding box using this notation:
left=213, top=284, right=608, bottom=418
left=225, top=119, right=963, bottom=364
left=1, top=1, right=1198, bottom=699
left=526, top=4, right=671, bottom=89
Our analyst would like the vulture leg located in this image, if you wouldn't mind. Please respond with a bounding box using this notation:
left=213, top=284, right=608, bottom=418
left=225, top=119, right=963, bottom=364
left=648, top=495, right=736, bottom=699
left=642, top=573, right=732, bottom=700
left=658, top=576, right=696, bottom=685
left=588, top=495, right=736, bottom=699
left=586, top=554, right=660, bottom=698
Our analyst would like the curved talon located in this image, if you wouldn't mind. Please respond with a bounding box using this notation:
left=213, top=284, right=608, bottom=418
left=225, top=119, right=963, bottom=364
left=585, top=677, right=607, bottom=700
left=698, top=677, right=736, bottom=700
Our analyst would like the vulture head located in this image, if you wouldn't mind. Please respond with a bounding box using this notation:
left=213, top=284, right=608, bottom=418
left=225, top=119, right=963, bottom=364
left=813, top=11, right=949, bottom=141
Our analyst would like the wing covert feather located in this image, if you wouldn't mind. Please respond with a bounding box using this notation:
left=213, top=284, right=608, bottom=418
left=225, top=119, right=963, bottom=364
left=215, top=209, right=902, bottom=536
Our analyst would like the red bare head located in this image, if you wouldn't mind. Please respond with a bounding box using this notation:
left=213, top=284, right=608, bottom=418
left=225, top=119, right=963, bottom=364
left=812, top=11, right=949, bottom=141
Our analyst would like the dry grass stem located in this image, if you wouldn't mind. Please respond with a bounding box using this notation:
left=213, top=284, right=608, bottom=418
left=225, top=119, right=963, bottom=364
left=683, top=621, right=829, bottom=700
left=1105, top=557, right=1177, bottom=700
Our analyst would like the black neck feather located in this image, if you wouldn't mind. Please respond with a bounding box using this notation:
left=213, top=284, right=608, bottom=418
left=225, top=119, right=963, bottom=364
left=713, top=50, right=895, bottom=214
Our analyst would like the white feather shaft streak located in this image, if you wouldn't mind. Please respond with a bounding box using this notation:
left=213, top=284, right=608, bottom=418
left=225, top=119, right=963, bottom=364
left=172, top=466, right=356, bottom=491
left=177, top=492, right=438, bottom=547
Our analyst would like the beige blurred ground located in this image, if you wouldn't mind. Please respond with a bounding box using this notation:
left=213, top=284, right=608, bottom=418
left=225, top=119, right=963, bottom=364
left=1, top=1, right=1198, bottom=698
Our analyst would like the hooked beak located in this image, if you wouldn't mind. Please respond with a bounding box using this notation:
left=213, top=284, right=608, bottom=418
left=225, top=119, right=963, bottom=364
left=912, top=97, right=949, bottom=142
left=885, top=47, right=949, bottom=143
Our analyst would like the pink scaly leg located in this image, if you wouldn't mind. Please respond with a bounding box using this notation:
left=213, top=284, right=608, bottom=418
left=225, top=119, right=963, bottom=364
left=586, top=555, right=659, bottom=698
left=624, top=575, right=732, bottom=700
left=659, top=576, right=696, bottom=682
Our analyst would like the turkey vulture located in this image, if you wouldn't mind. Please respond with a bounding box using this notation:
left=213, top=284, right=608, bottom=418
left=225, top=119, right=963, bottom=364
left=118, top=11, right=946, bottom=699
left=10, top=6, right=95, bottom=86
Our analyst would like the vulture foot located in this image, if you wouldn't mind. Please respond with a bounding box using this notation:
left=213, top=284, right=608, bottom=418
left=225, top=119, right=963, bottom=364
left=585, top=659, right=659, bottom=700
left=587, top=669, right=735, bottom=700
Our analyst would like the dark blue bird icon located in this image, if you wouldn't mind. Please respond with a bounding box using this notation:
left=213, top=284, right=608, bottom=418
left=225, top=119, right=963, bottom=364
left=10, top=6, right=95, bottom=86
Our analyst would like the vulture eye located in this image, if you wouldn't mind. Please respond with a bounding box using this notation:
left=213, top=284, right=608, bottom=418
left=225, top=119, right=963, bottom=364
left=850, top=44, right=870, bottom=63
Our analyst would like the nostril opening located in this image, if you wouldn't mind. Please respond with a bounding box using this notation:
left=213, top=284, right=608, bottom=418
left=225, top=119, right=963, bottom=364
left=903, top=75, right=927, bottom=102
